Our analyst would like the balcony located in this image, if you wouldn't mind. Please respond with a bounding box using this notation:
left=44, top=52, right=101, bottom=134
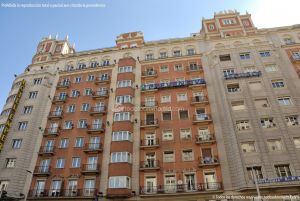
left=141, top=101, right=158, bottom=108
left=224, top=71, right=261, bottom=80
left=44, top=127, right=60, bottom=137
left=95, top=76, right=110, bottom=84
left=140, top=160, right=160, bottom=171
left=48, top=111, right=63, bottom=120
left=81, top=164, right=100, bottom=175
left=186, top=65, right=203, bottom=73
left=92, top=90, right=108, bottom=99
left=198, top=156, right=220, bottom=167
left=140, top=119, right=159, bottom=128
left=38, top=146, right=55, bottom=156
left=193, top=114, right=212, bottom=124
left=140, top=139, right=160, bottom=149
left=190, top=96, right=208, bottom=105
left=28, top=188, right=97, bottom=198
left=56, top=82, right=70, bottom=89
left=90, top=106, right=106, bottom=116
left=52, top=96, right=67, bottom=104
left=83, top=143, right=103, bottom=153
left=87, top=124, right=105, bottom=134
left=140, top=182, right=223, bottom=195
left=195, top=134, right=216, bottom=145
left=142, top=70, right=158, bottom=78
left=33, top=166, right=51, bottom=176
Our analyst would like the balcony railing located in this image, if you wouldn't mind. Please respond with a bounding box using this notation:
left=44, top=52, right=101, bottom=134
left=142, top=70, right=157, bottom=77
left=33, top=166, right=51, bottom=176
left=140, top=119, right=159, bottom=128
left=190, top=96, right=208, bottom=105
left=193, top=114, right=212, bottom=123
left=140, top=160, right=160, bottom=170
left=195, top=134, right=216, bottom=144
left=81, top=164, right=100, bottom=174
left=141, top=101, right=158, bottom=108
left=90, top=106, right=106, bottom=115
left=52, top=96, right=67, bottom=103
left=224, top=71, right=261, bottom=80
left=141, top=79, right=206, bottom=91
left=44, top=127, right=60, bottom=136
left=199, top=156, right=220, bottom=167
left=48, top=111, right=63, bottom=119
left=95, top=76, right=110, bottom=84
left=38, top=146, right=55, bottom=155
left=186, top=65, right=203, bottom=72
left=28, top=188, right=97, bottom=198
left=56, top=82, right=70, bottom=89
left=92, top=90, right=108, bottom=99
left=87, top=123, right=105, bottom=133
left=83, top=143, right=103, bottom=153
left=140, top=182, right=222, bottom=195
left=140, top=139, right=159, bottom=149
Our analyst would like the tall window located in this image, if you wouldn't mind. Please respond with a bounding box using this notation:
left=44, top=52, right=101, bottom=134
left=33, top=78, right=42, bottom=85
left=59, top=138, right=69, bottom=148
left=12, top=139, right=22, bottom=149
left=246, top=166, right=263, bottom=180
left=67, top=104, right=76, bottom=113
left=18, top=122, right=28, bottom=131
left=56, top=158, right=65, bottom=168
left=81, top=103, right=90, bottom=112
left=29, top=91, right=38, bottom=99
left=71, top=157, right=81, bottom=168
left=23, top=106, right=33, bottom=114
left=275, top=165, right=292, bottom=177
left=75, top=137, right=84, bottom=147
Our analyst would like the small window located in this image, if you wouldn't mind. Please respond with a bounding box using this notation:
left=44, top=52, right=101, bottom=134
left=67, top=104, right=76, bottom=113
left=78, top=119, right=87, bottom=128
left=231, top=101, right=246, bottom=110
left=109, top=176, right=131, bottom=188
left=74, top=137, right=84, bottom=147
left=111, top=152, right=131, bottom=163
left=71, top=90, right=80, bottom=97
left=163, top=151, right=175, bottom=162
left=177, top=93, right=187, bottom=101
left=162, top=129, right=173, bottom=141
left=267, top=139, right=283, bottom=151
left=173, top=50, right=181, bottom=57
left=59, top=138, right=69, bottom=148
left=12, top=139, right=22, bottom=149
left=84, top=88, right=92, bottom=96
left=174, top=64, right=183, bottom=71
left=236, top=120, right=251, bottom=131
left=260, top=118, right=276, bottom=128
left=271, top=80, right=285, bottom=88
left=145, top=54, right=154, bottom=60
left=112, top=131, right=131, bottom=141
left=275, top=165, right=292, bottom=177
left=118, top=66, right=133, bottom=73
left=56, top=158, right=65, bottom=168
left=161, top=95, right=171, bottom=103
left=227, top=83, right=240, bottom=93
left=87, top=75, right=95, bottom=81
left=160, top=52, right=168, bottom=58
left=81, top=103, right=90, bottom=112
left=241, top=142, right=256, bottom=153
left=278, top=97, right=292, bottom=106
left=117, top=80, right=132, bottom=88
left=162, top=111, right=172, bottom=120
left=64, top=120, right=73, bottom=129
left=179, top=110, right=189, bottom=120
left=23, top=106, right=33, bottom=114
left=18, top=122, right=28, bottom=131
left=219, top=54, right=231, bottom=61
left=71, top=157, right=81, bottom=168
left=180, top=128, right=191, bottom=140
left=33, top=78, right=42, bottom=85
left=160, top=65, right=169, bottom=72
left=187, top=49, right=195, bottom=55
left=259, top=51, right=271, bottom=57
left=223, top=69, right=235, bottom=77
left=246, top=166, right=263, bottom=180
left=182, top=150, right=194, bottom=161
left=74, top=77, right=81, bottom=83
left=223, top=18, right=236, bottom=25
left=240, top=52, right=250, bottom=60
left=29, top=91, right=38, bottom=99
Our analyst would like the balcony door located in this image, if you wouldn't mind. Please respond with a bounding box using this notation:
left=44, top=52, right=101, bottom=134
left=84, top=179, right=95, bottom=196
left=184, top=174, right=196, bottom=191
left=66, top=180, right=78, bottom=196
left=164, top=175, right=176, bottom=193
left=40, top=159, right=50, bottom=172
left=87, top=156, right=97, bottom=170
left=204, top=172, right=217, bottom=190
left=198, top=128, right=210, bottom=140
left=35, top=181, right=45, bottom=197
left=45, top=140, right=54, bottom=152
left=146, top=113, right=155, bottom=125
left=193, top=92, right=204, bottom=102
left=145, top=176, right=157, bottom=193
left=89, top=136, right=100, bottom=149
left=95, top=102, right=104, bottom=111
left=100, top=73, right=108, bottom=80
left=196, top=108, right=206, bottom=120
left=50, top=180, right=62, bottom=196
left=145, top=134, right=155, bottom=146
left=145, top=154, right=156, bottom=168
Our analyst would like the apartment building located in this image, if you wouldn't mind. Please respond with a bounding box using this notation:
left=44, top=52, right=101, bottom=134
left=0, top=10, right=300, bottom=201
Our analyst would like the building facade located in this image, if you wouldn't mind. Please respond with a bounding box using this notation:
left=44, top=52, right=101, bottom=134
left=0, top=10, right=300, bottom=201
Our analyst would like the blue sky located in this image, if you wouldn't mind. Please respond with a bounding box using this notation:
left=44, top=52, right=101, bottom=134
left=0, top=0, right=300, bottom=109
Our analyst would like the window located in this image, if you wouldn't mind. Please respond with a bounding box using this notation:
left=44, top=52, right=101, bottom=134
left=259, top=51, right=271, bottom=57
left=117, top=80, right=132, bottom=88
left=103, top=59, right=110, bottom=66
left=0, top=124, right=4, bottom=133
left=173, top=50, right=181, bottom=57
left=265, top=64, right=278, bottom=72
left=275, top=165, right=292, bottom=177
left=162, top=129, right=173, bottom=141
left=161, top=95, right=171, bottom=103
left=162, top=111, right=172, bottom=120
left=91, top=61, right=99, bottom=68
left=67, top=104, right=76, bottom=113
left=219, top=54, right=231, bottom=61
left=78, top=119, right=87, bottom=128
left=260, top=118, right=276, bottom=128
left=75, top=77, right=81, bottom=83
left=179, top=110, right=189, bottom=120
left=241, top=142, right=256, bottom=153
left=223, top=69, right=235, bottom=77
left=180, top=128, right=191, bottom=140
left=293, top=138, right=300, bottom=148
left=118, top=66, right=133, bottom=73
left=5, top=158, right=16, bottom=168
left=278, top=97, right=292, bottom=106
left=187, top=49, right=195, bottom=55
left=254, top=98, right=269, bottom=109
left=160, top=65, right=169, bottom=72
left=249, top=81, right=263, bottom=91
left=208, top=24, right=215, bottom=30
left=267, top=139, right=283, bottom=151
left=285, top=115, right=299, bottom=126
left=227, top=83, right=240, bottom=92
left=114, top=112, right=130, bottom=121
left=272, top=80, right=285, bottom=88
left=115, top=95, right=133, bottom=104
left=59, top=138, right=69, bottom=148
left=244, top=66, right=257, bottom=73
left=81, top=103, right=90, bottom=112
left=163, top=151, right=175, bottom=162
left=78, top=63, right=86, bottom=69
left=177, top=93, right=187, bottom=101
left=84, top=88, right=92, bottom=96
left=236, top=120, right=251, bottom=131
left=23, top=106, right=33, bottom=114
left=182, top=150, right=193, bottom=161
left=33, top=78, right=42, bottom=85
left=1, top=109, right=10, bottom=116
left=64, top=120, right=73, bottom=129
left=71, top=90, right=80, bottom=97
left=145, top=54, right=154, bottom=60
left=29, top=91, right=38, bottom=99
left=111, top=152, right=131, bottom=163
left=75, top=137, right=84, bottom=147
left=231, top=101, right=246, bottom=110
left=240, top=52, right=250, bottom=60
left=174, top=64, right=183, bottom=71
left=112, top=131, right=131, bottom=141
left=18, top=122, right=28, bottom=131
left=160, top=52, right=167, bottom=58
left=223, top=18, right=236, bottom=25
left=71, top=157, right=81, bottom=168
left=246, top=166, right=263, bottom=180
left=12, top=139, right=22, bottom=149
left=56, top=158, right=65, bottom=168
left=87, top=75, right=95, bottom=81
left=109, top=176, right=131, bottom=188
